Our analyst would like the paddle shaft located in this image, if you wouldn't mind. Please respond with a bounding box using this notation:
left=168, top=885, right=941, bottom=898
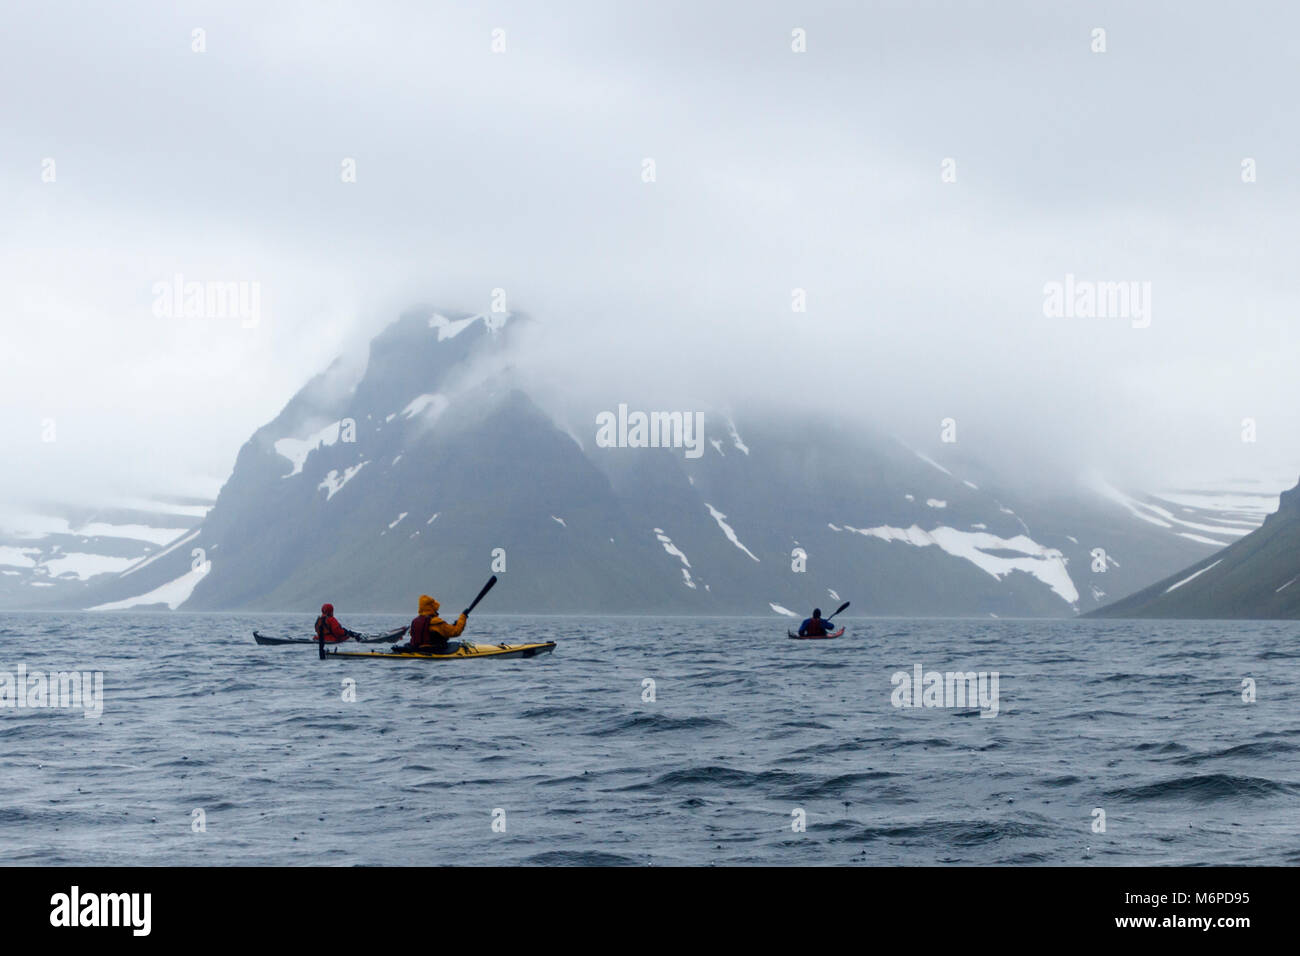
left=825, top=601, right=850, bottom=622
left=463, top=575, right=498, bottom=616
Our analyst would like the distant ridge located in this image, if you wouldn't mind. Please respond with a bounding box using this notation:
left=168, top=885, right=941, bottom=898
left=1088, top=476, right=1300, bottom=619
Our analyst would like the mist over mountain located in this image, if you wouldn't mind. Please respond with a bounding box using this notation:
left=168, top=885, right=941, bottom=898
left=4, top=3, right=1299, bottom=519
left=1, top=306, right=1272, bottom=618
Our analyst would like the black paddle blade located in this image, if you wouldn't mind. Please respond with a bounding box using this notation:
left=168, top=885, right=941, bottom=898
left=464, top=575, right=498, bottom=615
left=827, top=601, right=850, bottom=620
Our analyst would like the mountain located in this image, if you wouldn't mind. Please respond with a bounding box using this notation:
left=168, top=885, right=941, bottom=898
left=0, top=498, right=209, bottom=606
left=10, top=306, right=1267, bottom=617
left=1086, top=477, right=1300, bottom=619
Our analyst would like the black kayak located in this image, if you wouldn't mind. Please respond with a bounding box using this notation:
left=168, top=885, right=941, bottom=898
left=253, top=626, right=407, bottom=646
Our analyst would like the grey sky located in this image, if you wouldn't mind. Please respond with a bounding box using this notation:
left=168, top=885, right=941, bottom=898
left=2, top=0, right=1296, bottom=512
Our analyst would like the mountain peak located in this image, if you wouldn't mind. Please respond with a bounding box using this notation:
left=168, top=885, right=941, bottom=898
left=368, top=308, right=511, bottom=355
left=1273, top=476, right=1300, bottom=519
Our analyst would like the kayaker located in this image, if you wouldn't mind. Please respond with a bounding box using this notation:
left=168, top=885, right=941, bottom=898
left=314, top=603, right=358, bottom=643
left=798, top=608, right=832, bottom=637
left=397, top=594, right=467, bottom=653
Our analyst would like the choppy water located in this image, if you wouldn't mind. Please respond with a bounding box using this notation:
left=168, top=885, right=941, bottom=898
left=1, top=613, right=1297, bottom=865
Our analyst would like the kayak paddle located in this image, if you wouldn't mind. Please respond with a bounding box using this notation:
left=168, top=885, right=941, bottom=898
left=825, top=601, right=850, bottom=621
left=462, top=575, right=498, bottom=617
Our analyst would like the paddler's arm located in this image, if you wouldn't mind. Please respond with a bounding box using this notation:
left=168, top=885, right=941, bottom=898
left=430, top=613, right=468, bottom=638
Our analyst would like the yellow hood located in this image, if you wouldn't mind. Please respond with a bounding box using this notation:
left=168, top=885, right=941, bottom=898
left=418, top=594, right=440, bottom=616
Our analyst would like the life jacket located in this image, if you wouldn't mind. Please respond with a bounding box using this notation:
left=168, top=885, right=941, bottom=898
left=315, top=615, right=346, bottom=643
left=806, top=617, right=828, bottom=636
left=409, top=614, right=448, bottom=649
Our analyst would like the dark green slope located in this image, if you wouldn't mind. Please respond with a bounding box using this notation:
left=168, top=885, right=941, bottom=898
left=1087, top=478, right=1300, bottom=619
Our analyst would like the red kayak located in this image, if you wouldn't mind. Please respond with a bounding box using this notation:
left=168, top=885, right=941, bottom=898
left=787, top=628, right=845, bottom=640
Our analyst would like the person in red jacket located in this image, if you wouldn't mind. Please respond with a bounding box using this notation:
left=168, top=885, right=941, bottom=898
left=314, top=603, right=358, bottom=643
left=397, top=594, right=467, bottom=653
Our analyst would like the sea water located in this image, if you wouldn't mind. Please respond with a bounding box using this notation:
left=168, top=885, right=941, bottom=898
left=0, top=613, right=1296, bottom=865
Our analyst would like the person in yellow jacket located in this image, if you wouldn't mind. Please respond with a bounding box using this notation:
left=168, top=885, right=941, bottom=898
left=397, top=594, right=468, bottom=653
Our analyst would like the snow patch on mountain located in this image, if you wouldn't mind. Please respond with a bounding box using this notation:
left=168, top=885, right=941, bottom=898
left=1178, top=532, right=1230, bottom=547
left=1092, top=478, right=1254, bottom=539
left=562, top=425, right=585, bottom=451
left=1149, top=487, right=1281, bottom=519
left=914, top=451, right=952, bottom=476
left=91, top=566, right=208, bottom=610
left=1165, top=559, right=1222, bottom=593
left=109, top=498, right=211, bottom=519
left=3, top=514, right=190, bottom=546
left=402, top=393, right=449, bottom=420
left=770, top=603, right=797, bottom=617
left=43, top=553, right=137, bottom=580
left=653, top=528, right=696, bottom=588
left=704, top=504, right=760, bottom=561
left=275, top=420, right=344, bottom=477
left=726, top=420, right=750, bottom=455
left=0, top=546, right=40, bottom=569
left=838, top=523, right=1079, bottom=605
left=428, top=312, right=480, bottom=341
left=121, top=529, right=200, bottom=578
left=319, top=462, right=368, bottom=500
left=75, top=522, right=192, bottom=546
left=0, top=515, right=70, bottom=539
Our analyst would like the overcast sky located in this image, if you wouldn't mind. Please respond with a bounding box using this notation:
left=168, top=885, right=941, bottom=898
left=2, top=1, right=1297, bottom=513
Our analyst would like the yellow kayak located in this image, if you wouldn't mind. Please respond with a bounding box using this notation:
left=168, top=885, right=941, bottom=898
left=324, top=640, right=556, bottom=662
